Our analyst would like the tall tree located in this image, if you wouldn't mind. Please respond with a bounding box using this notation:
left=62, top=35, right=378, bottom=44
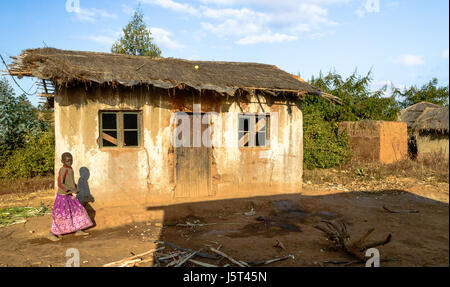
left=392, top=78, right=449, bottom=109
left=111, top=8, right=162, bottom=57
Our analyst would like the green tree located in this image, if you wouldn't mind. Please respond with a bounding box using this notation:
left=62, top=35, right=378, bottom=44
left=1, top=129, right=55, bottom=178
left=111, top=8, right=162, bottom=57
left=392, top=78, right=449, bottom=109
left=0, top=78, right=48, bottom=166
left=308, top=70, right=400, bottom=122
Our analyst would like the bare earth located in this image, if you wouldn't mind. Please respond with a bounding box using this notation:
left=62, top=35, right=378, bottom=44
left=0, top=177, right=448, bottom=267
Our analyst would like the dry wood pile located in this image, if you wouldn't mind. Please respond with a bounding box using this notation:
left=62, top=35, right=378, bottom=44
left=103, top=241, right=294, bottom=267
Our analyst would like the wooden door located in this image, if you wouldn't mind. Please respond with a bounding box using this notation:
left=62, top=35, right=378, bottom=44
left=175, top=113, right=211, bottom=198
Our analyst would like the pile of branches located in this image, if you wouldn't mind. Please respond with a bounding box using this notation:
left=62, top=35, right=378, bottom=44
left=314, top=220, right=392, bottom=262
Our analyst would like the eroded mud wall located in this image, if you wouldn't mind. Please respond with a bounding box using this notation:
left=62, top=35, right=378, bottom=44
left=339, top=121, right=407, bottom=164
left=54, top=85, right=303, bottom=206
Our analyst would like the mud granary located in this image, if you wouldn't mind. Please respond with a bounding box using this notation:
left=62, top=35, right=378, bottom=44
left=7, top=48, right=338, bottom=207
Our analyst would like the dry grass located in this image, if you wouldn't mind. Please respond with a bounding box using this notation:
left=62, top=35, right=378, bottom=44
left=304, top=151, right=449, bottom=185
left=0, top=176, right=54, bottom=196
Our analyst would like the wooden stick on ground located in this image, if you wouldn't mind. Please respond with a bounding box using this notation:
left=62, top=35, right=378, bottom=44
left=383, top=205, right=419, bottom=214
left=175, top=252, right=198, bottom=267
left=210, top=247, right=246, bottom=267
left=158, top=252, right=186, bottom=261
left=250, top=255, right=295, bottom=266
left=163, top=241, right=218, bottom=259
left=188, top=259, right=219, bottom=267
left=119, top=258, right=142, bottom=267
left=103, top=247, right=165, bottom=267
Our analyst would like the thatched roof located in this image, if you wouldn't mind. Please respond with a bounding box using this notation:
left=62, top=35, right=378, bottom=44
left=5, top=48, right=340, bottom=103
left=398, top=102, right=441, bottom=128
left=412, top=106, right=449, bottom=133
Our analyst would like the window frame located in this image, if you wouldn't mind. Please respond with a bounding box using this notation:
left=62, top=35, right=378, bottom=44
left=238, top=113, right=270, bottom=148
left=99, top=110, right=142, bottom=149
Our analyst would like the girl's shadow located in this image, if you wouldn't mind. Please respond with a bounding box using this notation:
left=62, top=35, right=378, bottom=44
left=77, top=167, right=96, bottom=227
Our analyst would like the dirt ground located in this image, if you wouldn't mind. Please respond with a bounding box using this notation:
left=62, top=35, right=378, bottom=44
left=0, top=177, right=448, bottom=267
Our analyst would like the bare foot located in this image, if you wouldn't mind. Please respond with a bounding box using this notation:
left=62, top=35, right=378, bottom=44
left=75, top=230, right=89, bottom=236
left=48, top=232, right=61, bottom=242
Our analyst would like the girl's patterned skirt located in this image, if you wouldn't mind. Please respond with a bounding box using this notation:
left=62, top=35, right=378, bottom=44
left=50, top=194, right=94, bottom=235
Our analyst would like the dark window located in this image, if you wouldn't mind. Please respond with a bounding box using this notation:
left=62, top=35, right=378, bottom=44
left=100, top=111, right=141, bottom=148
left=123, top=113, right=139, bottom=147
left=238, top=114, right=269, bottom=148
left=101, top=113, right=118, bottom=147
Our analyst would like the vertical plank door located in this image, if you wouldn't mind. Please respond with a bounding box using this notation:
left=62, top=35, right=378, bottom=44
left=175, top=113, right=211, bottom=198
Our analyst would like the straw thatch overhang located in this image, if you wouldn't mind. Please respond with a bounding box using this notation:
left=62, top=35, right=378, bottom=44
left=5, top=48, right=340, bottom=104
left=412, top=106, right=449, bottom=134
left=399, top=102, right=441, bottom=128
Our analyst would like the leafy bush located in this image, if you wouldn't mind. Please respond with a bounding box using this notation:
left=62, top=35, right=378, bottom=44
left=0, top=129, right=55, bottom=178
left=303, top=109, right=352, bottom=169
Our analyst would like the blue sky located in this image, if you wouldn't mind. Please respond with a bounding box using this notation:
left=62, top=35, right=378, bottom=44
left=0, top=0, right=448, bottom=106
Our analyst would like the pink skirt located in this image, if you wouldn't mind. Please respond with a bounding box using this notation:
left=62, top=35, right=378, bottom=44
left=50, top=194, right=94, bottom=235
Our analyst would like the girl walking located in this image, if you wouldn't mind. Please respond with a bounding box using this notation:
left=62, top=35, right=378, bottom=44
left=48, top=152, right=94, bottom=241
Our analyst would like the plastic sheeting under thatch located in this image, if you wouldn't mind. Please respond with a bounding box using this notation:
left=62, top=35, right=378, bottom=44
left=6, top=48, right=337, bottom=101
left=398, top=102, right=441, bottom=128
left=412, top=106, right=449, bottom=133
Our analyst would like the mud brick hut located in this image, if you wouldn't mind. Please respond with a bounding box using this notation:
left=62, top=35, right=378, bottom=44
left=338, top=121, right=408, bottom=164
left=411, top=106, right=449, bottom=157
left=7, top=48, right=338, bottom=206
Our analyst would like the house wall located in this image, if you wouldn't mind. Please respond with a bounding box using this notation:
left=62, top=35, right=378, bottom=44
left=54, top=85, right=303, bottom=209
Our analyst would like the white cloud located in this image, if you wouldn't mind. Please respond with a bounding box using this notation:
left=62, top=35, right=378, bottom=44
left=86, top=31, right=122, bottom=46
left=387, top=1, right=400, bottom=9
left=395, top=54, right=425, bottom=66
left=121, top=4, right=135, bottom=16
left=65, top=0, right=117, bottom=23
left=355, top=0, right=380, bottom=18
left=151, top=28, right=185, bottom=49
left=142, top=0, right=346, bottom=44
left=443, top=49, right=449, bottom=60
left=139, top=0, right=200, bottom=16
left=88, top=35, right=116, bottom=45
left=355, top=9, right=366, bottom=18
left=236, top=32, right=297, bottom=45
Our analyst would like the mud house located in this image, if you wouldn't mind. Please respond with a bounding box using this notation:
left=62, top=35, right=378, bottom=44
left=7, top=48, right=338, bottom=206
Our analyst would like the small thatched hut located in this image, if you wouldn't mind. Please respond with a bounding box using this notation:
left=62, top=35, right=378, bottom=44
left=398, top=102, right=441, bottom=129
left=6, top=48, right=337, bottom=210
left=411, top=106, right=449, bottom=157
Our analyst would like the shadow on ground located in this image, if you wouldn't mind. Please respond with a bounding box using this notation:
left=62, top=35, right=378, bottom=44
left=0, top=189, right=448, bottom=267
